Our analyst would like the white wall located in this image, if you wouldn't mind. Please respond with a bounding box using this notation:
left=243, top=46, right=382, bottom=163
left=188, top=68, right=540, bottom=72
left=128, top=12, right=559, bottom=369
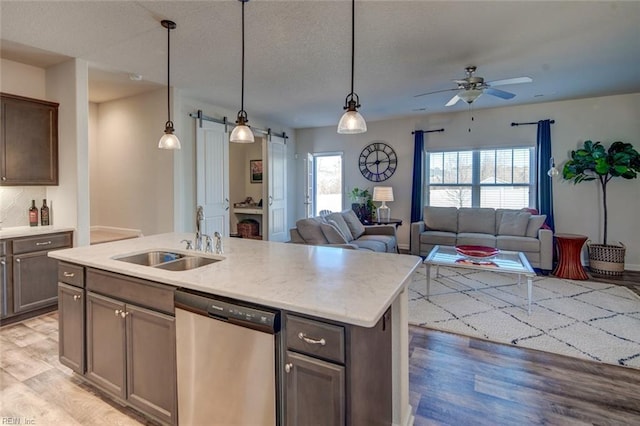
left=91, top=89, right=174, bottom=236
left=295, top=92, right=640, bottom=270
left=46, top=59, right=90, bottom=246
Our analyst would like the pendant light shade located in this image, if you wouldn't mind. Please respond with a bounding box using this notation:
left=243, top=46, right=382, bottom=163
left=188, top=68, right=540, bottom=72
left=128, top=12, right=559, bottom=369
left=230, top=0, right=255, bottom=144
left=338, top=0, right=367, bottom=134
left=158, top=19, right=181, bottom=150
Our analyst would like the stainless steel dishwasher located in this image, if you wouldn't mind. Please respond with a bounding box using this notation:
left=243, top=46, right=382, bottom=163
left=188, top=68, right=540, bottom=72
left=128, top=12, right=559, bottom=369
left=175, top=289, right=280, bottom=425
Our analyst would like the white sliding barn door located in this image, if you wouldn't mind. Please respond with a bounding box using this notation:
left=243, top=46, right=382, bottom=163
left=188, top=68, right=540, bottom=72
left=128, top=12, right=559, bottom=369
left=266, top=134, right=287, bottom=242
left=196, top=120, right=229, bottom=237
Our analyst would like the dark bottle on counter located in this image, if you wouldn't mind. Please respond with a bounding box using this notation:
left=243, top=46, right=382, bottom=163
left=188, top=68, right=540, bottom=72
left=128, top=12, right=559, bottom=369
left=40, top=199, right=50, bottom=226
left=29, top=200, right=38, bottom=226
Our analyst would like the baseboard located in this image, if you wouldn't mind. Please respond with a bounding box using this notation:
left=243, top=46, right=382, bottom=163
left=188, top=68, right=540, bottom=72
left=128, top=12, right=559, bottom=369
left=398, top=243, right=410, bottom=253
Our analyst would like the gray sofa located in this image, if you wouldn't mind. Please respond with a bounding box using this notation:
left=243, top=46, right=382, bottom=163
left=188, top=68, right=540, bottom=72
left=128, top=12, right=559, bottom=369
left=290, top=209, right=397, bottom=253
left=410, top=207, right=553, bottom=270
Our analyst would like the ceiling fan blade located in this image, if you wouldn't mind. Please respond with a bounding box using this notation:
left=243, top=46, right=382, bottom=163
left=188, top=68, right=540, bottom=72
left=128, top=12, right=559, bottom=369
left=484, top=87, right=515, bottom=100
left=445, top=94, right=461, bottom=106
left=487, top=76, right=532, bottom=87
left=414, top=88, right=458, bottom=98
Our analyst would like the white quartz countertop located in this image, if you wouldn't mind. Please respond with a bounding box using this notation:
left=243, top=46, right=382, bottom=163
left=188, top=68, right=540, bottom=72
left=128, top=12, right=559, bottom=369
left=0, top=226, right=75, bottom=240
left=48, top=232, right=421, bottom=327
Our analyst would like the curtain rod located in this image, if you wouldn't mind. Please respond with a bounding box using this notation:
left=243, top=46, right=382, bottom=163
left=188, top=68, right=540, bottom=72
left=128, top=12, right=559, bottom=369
left=510, top=120, right=555, bottom=127
left=411, top=128, right=445, bottom=134
left=189, top=110, right=288, bottom=139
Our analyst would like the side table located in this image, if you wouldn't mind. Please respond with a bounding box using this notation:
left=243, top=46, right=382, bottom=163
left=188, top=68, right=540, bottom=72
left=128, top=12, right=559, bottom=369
left=363, top=218, right=403, bottom=229
left=552, top=233, right=589, bottom=280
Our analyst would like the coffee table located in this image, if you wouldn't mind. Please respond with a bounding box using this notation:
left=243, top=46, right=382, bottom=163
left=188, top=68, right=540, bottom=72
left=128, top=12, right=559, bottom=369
left=423, top=245, right=536, bottom=314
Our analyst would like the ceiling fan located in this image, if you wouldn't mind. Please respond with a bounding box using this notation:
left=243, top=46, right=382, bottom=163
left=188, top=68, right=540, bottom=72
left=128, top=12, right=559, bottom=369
left=415, top=66, right=532, bottom=106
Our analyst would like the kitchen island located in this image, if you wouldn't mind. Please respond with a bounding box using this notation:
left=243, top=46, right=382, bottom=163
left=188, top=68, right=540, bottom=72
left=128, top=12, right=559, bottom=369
left=49, top=232, right=421, bottom=425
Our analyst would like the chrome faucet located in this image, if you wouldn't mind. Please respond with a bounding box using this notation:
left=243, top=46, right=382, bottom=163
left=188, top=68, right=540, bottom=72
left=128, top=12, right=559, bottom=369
left=214, top=232, right=223, bottom=255
left=195, top=205, right=204, bottom=251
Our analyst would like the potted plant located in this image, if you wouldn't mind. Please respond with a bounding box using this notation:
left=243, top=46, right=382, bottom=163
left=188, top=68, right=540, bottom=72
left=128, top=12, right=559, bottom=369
left=562, top=140, right=640, bottom=275
left=349, top=187, right=375, bottom=222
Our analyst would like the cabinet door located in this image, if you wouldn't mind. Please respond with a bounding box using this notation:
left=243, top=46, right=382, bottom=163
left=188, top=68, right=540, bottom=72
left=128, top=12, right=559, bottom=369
left=126, top=304, right=177, bottom=425
left=58, top=283, right=85, bottom=373
left=285, top=351, right=345, bottom=426
left=1, top=256, right=7, bottom=318
left=86, top=292, right=126, bottom=399
left=0, top=93, right=59, bottom=185
left=13, top=251, right=58, bottom=313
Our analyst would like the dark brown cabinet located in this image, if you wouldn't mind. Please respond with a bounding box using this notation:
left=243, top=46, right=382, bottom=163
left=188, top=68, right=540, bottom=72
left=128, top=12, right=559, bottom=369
left=285, top=350, right=346, bottom=425
left=1, top=232, right=72, bottom=324
left=283, top=311, right=392, bottom=426
left=84, top=269, right=177, bottom=425
left=0, top=93, right=59, bottom=186
left=58, top=262, right=86, bottom=375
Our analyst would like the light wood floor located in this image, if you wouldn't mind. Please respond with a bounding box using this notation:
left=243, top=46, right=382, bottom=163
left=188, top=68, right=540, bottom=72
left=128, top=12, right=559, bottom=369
left=2, top=311, right=640, bottom=425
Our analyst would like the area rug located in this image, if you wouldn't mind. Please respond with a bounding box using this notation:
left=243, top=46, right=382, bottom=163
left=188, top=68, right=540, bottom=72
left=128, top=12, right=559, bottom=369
left=408, top=266, right=640, bottom=368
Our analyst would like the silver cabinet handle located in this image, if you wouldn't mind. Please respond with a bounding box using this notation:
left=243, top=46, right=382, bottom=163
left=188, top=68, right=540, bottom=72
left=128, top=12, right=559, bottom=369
left=298, top=332, right=326, bottom=346
left=1, top=177, right=6, bottom=181
left=0, top=260, right=5, bottom=265
left=285, top=363, right=293, bottom=373
left=63, top=272, right=75, bottom=278
left=114, top=309, right=121, bottom=316
left=36, top=241, right=52, bottom=246
left=121, top=311, right=128, bottom=318
left=16, top=258, right=20, bottom=263
left=73, top=295, right=81, bottom=301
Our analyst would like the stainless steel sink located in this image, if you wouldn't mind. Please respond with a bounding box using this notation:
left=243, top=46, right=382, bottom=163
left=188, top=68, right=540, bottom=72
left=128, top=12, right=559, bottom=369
left=115, top=251, right=184, bottom=266
left=114, top=250, right=220, bottom=271
left=154, top=256, right=220, bottom=271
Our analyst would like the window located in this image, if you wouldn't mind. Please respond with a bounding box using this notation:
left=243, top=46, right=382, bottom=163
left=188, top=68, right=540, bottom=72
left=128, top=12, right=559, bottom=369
left=426, top=147, right=534, bottom=209
left=312, top=153, right=343, bottom=216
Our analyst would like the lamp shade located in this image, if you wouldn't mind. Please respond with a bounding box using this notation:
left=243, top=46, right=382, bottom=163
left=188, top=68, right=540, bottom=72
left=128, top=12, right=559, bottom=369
left=158, top=132, right=181, bottom=149
left=230, top=123, right=255, bottom=143
left=373, top=186, right=394, bottom=202
left=337, top=110, right=367, bottom=134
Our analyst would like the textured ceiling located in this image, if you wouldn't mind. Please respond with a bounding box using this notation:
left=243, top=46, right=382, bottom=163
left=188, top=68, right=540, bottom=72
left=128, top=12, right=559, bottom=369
left=2, top=0, right=639, bottom=129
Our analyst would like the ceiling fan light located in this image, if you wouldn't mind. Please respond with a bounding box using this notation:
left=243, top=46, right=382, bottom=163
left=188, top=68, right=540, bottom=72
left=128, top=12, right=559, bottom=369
left=337, top=110, right=367, bottom=134
left=459, top=89, right=483, bottom=104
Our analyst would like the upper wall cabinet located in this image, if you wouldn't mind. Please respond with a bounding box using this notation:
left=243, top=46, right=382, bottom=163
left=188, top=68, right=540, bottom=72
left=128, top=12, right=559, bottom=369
left=0, top=93, right=59, bottom=186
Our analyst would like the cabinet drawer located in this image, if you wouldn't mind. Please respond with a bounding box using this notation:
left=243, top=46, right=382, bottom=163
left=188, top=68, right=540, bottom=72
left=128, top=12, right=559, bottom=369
left=58, top=262, right=84, bottom=288
left=86, top=268, right=174, bottom=315
left=286, top=315, right=345, bottom=364
left=13, top=232, right=72, bottom=254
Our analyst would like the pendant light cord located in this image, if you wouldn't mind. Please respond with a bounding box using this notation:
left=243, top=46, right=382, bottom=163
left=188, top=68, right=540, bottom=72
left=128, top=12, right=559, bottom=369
left=241, top=0, right=246, bottom=113
left=350, top=0, right=355, bottom=96
left=166, top=22, right=171, bottom=124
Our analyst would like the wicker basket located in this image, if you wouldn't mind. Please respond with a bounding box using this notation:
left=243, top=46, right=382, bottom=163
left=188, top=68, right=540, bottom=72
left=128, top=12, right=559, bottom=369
left=237, top=219, right=259, bottom=238
left=588, top=242, right=625, bottom=276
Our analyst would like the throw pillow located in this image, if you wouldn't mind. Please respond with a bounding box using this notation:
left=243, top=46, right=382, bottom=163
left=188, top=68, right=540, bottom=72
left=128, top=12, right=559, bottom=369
left=326, top=212, right=354, bottom=241
left=296, top=217, right=329, bottom=245
left=320, top=222, right=348, bottom=244
left=498, top=211, right=531, bottom=236
left=525, top=215, right=547, bottom=237
left=341, top=209, right=366, bottom=239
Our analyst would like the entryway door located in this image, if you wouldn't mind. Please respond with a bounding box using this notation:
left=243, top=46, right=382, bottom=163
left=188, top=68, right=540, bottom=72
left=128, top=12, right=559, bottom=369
left=196, top=120, right=230, bottom=237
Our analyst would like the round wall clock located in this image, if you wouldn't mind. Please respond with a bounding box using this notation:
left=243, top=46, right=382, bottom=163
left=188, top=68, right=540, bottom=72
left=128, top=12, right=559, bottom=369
left=358, top=142, right=397, bottom=182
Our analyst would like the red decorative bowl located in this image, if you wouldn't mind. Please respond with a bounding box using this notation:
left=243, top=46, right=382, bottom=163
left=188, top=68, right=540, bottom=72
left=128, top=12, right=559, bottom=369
left=455, top=245, right=499, bottom=259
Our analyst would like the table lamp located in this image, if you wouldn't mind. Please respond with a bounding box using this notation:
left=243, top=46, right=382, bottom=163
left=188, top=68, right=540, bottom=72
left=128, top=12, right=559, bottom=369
left=373, top=186, right=393, bottom=222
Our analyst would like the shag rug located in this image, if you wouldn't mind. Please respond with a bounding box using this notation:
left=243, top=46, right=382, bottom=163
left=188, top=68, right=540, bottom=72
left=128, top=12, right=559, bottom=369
left=408, top=266, right=640, bottom=368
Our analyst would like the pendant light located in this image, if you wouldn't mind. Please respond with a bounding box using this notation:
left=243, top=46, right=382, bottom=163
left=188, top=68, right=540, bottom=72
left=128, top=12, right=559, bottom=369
left=337, top=0, right=367, bottom=134
left=158, top=19, right=181, bottom=149
left=230, top=0, right=255, bottom=143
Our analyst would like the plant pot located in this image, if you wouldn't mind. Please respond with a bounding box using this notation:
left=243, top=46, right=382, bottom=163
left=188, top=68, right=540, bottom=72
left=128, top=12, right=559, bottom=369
left=588, top=243, right=625, bottom=276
